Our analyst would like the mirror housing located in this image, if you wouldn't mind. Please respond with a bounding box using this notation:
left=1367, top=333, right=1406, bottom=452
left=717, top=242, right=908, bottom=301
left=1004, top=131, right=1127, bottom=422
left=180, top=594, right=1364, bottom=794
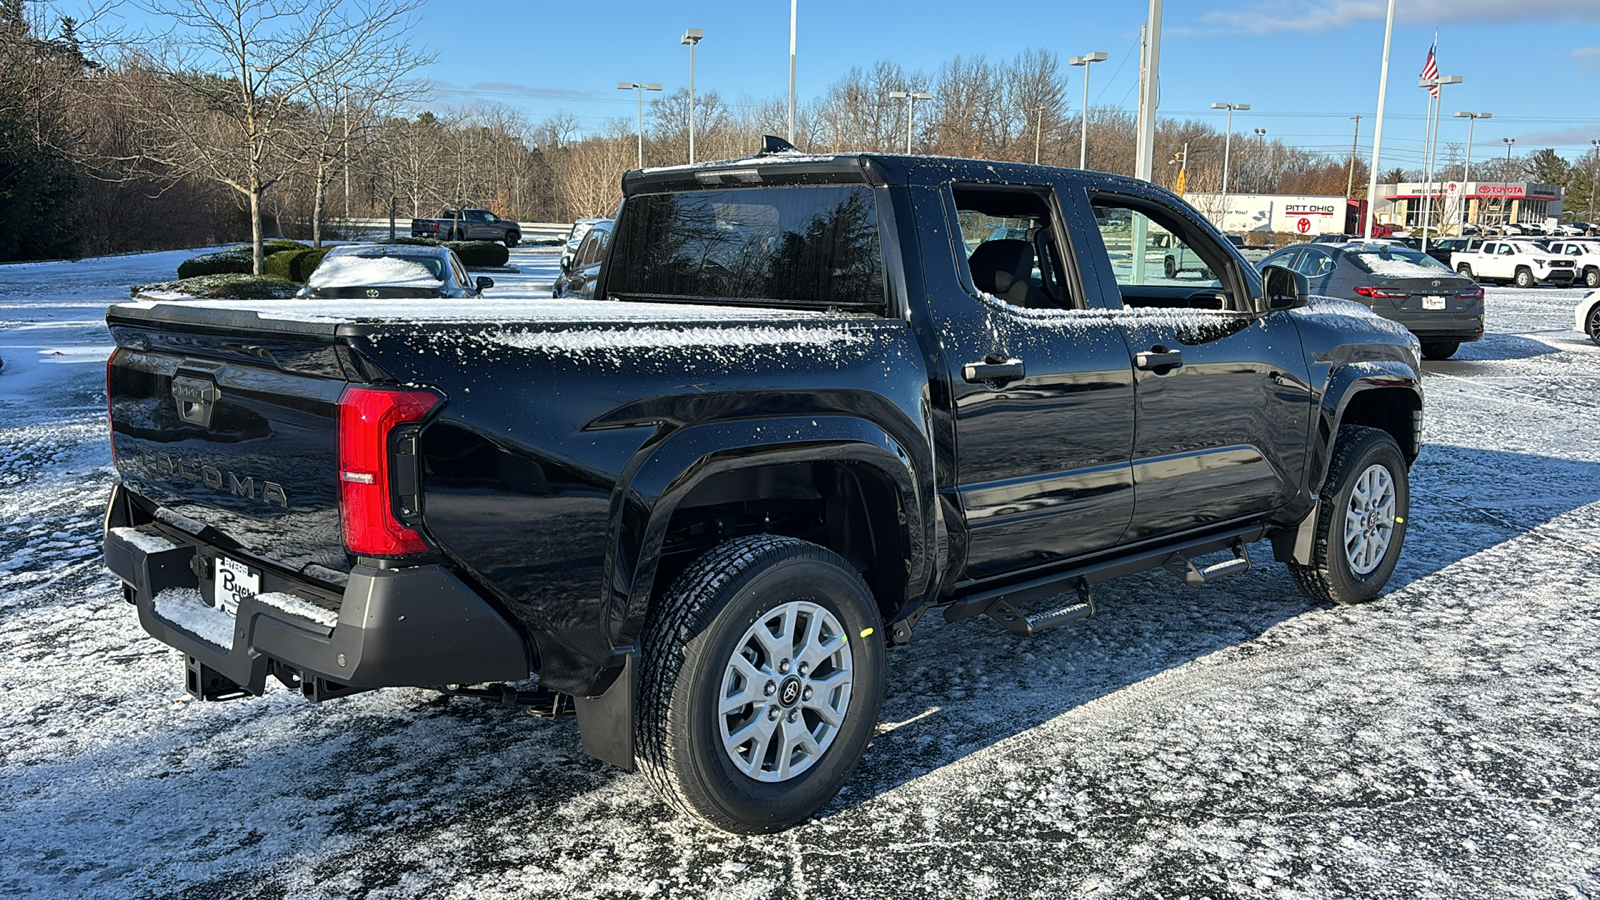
left=1258, top=264, right=1308, bottom=312
left=475, top=276, right=494, bottom=292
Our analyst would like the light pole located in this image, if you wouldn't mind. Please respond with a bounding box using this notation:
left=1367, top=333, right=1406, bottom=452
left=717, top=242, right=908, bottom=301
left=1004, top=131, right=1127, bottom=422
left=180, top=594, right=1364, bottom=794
left=1589, top=139, right=1598, bottom=227
left=787, top=0, right=797, bottom=143
left=617, top=81, right=663, bottom=169
left=1211, top=101, right=1249, bottom=230
left=1033, top=105, right=1045, bottom=165
left=1253, top=127, right=1269, bottom=192
left=681, top=29, right=703, bottom=164
left=1069, top=52, right=1107, bottom=170
left=1453, top=111, right=1491, bottom=232
left=888, top=90, right=933, bottom=154
left=1346, top=115, right=1361, bottom=200
left=1418, top=73, right=1461, bottom=250
left=1503, top=137, right=1516, bottom=228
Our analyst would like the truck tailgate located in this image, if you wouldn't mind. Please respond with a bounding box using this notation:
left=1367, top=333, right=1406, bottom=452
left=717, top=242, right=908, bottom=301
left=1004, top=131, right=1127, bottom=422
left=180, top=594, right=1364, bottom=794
left=106, top=309, right=355, bottom=586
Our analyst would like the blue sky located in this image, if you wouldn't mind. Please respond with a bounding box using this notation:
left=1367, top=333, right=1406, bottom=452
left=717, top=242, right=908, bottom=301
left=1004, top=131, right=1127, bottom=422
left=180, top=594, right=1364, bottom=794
left=77, top=0, right=1600, bottom=167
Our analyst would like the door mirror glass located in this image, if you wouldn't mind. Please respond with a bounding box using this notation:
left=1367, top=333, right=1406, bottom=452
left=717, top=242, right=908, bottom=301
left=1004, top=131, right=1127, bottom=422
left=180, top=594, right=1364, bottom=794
left=1259, top=264, right=1308, bottom=312
left=475, top=276, right=494, bottom=292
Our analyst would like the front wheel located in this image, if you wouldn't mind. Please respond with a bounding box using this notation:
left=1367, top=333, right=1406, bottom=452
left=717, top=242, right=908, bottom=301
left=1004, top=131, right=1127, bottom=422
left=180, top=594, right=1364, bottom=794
left=1585, top=267, right=1599, bottom=289
left=1420, top=340, right=1459, bottom=360
left=1163, top=256, right=1177, bottom=279
left=638, top=535, right=886, bottom=833
left=1586, top=303, right=1600, bottom=346
left=1514, top=267, right=1536, bottom=288
left=1287, top=425, right=1410, bottom=606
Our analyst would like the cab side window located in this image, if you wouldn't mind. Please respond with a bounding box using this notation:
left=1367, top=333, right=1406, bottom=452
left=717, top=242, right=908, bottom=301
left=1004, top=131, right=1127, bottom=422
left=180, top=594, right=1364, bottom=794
left=1089, top=196, right=1244, bottom=312
left=948, top=185, right=1078, bottom=311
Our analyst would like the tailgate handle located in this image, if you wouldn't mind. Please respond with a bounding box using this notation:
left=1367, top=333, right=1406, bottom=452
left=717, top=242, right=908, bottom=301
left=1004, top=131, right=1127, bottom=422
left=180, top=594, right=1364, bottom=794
left=171, top=375, right=220, bottom=427
left=962, top=357, right=1026, bottom=386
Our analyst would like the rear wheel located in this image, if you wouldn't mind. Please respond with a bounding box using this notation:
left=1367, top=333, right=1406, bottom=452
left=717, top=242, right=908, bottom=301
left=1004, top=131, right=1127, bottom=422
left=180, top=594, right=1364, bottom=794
left=1456, top=263, right=1474, bottom=280
left=1287, top=426, right=1409, bottom=606
left=504, top=232, right=520, bottom=248
left=1420, top=341, right=1459, bottom=360
left=1514, top=267, right=1536, bottom=288
left=638, top=535, right=886, bottom=833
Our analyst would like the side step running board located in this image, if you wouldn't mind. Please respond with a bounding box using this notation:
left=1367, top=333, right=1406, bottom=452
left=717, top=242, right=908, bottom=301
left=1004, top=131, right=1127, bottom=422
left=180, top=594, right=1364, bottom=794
left=1162, top=539, right=1252, bottom=587
left=985, top=578, right=1095, bottom=636
left=943, top=524, right=1267, bottom=637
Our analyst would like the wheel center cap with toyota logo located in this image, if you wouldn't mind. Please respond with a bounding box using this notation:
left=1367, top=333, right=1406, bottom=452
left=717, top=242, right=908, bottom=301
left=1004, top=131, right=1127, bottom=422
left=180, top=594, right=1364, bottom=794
left=778, top=676, right=803, bottom=708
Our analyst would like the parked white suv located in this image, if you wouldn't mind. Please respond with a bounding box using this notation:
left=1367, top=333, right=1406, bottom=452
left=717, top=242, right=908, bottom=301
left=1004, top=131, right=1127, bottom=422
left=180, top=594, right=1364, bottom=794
left=1548, top=240, right=1600, bottom=288
left=1452, top=239, right=1578, bottom=287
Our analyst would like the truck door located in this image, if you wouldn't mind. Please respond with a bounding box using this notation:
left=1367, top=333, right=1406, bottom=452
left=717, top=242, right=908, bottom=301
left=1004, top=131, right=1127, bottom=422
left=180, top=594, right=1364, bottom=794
left=909, top=174, right=1137, bottom=582
left=1066, top=187, right=1313, bottom=543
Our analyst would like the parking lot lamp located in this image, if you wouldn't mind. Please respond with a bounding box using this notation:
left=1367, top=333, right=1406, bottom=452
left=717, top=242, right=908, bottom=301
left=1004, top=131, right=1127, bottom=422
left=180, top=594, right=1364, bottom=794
left=1454, top=111, right=1491, bottom=231
left=1363, top=0, right=1397, bottom=239
left=1069, top=52, right=1108, bottom=169
left=681, top=30, right=704, bottom=164
left=617, top=82, right=663, bottom=169
left=888, top=90, right=934, bottom=154
left=1211, top=102, right=1249, bottom=229
left=1590, top=139, right=1598, bottom=225
left=1503, top=137, right=1516, bottom=227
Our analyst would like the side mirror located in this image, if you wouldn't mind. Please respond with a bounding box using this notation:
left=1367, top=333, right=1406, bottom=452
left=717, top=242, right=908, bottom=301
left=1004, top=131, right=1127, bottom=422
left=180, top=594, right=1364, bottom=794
left=1259, top=264, right=1308, bottom=312
left=476, top=276, right=494, bottom=292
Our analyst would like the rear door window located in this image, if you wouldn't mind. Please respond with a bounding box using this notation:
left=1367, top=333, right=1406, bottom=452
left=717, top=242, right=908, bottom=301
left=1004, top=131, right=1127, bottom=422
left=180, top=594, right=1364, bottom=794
left=607, top=185, right=885, bottom=312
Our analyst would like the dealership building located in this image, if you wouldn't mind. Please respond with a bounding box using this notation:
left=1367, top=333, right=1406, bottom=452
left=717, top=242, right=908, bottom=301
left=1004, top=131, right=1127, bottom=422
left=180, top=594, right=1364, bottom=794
left=1373, top=181, right=1564, bottom=231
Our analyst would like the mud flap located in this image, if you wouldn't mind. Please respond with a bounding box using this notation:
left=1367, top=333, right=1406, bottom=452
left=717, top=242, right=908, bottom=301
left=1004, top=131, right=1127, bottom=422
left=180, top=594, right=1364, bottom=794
left=572, top=652, right=638, bottom=771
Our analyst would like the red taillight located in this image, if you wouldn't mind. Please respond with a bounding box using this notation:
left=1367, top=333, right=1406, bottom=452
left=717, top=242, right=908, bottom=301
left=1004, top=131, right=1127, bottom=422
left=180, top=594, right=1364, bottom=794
left=338, top=385, right=443, bottom=557
left=106, top=348, right=120, bottom=466
left=1352, top=285, right=1409, bottom=300
left=1457, top=285, right=1484, bottom=300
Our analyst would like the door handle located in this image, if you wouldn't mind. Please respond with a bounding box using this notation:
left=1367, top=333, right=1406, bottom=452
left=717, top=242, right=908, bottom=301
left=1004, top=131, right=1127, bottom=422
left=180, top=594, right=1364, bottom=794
left=1134, top=347, right=1184, bottom=372
left=962, top=357, right=1026, bottom=384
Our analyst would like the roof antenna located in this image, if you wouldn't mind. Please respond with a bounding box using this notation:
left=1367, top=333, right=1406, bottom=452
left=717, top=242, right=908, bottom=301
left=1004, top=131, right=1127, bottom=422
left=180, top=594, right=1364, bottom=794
left=758, top=134, right=802, bottom=156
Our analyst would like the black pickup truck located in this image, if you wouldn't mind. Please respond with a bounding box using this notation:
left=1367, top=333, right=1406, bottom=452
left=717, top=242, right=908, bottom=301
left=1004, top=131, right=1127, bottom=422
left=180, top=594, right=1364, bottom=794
left=103, top=150, right=1423, bottom=833
left=409, top=208, right=521, bottom=247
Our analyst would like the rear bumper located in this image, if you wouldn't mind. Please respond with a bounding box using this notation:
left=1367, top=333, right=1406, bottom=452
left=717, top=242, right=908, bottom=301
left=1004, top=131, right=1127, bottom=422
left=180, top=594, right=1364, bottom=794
left=1373, top=308, right=1485, bottom=343
left=103, top=485, right=531, bottom=699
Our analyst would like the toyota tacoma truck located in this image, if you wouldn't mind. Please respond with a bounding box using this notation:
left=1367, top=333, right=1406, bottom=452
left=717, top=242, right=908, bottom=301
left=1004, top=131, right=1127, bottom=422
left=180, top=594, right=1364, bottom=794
left=1451, top=238, right=1577, bottom=287
left=410, top=208, right=521, bottom=247
left=103, top=149, right=1424, bottom=834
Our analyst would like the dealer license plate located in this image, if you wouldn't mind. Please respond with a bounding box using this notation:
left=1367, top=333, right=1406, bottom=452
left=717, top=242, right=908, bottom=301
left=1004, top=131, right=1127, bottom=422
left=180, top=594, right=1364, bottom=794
left=213, top=556, right=258, bottom=616
left=1422, top=295, right=1447, bottom=310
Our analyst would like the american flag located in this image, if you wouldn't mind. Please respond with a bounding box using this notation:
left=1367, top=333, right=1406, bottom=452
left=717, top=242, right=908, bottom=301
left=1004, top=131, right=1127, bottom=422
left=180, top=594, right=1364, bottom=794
left=1421, top=42, right=1439, bottom=97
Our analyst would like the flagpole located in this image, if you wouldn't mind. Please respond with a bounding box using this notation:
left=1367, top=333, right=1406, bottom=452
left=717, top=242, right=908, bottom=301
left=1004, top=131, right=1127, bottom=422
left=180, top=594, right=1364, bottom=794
left=1422, top=92, right=1436, bottom=247
left=1363, top=0, right=1396, bottom=240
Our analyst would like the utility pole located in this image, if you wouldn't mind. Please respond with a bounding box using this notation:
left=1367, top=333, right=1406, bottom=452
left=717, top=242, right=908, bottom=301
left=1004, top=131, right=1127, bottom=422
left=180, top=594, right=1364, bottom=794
left=1364, top=0, right=1396, bottom=239
left=1346, top=114, right=1361, bottom=199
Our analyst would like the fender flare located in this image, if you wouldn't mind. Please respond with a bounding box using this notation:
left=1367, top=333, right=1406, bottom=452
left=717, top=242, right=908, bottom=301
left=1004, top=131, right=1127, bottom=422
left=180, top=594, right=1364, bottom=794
left=601, top=415, right=931, bottom=653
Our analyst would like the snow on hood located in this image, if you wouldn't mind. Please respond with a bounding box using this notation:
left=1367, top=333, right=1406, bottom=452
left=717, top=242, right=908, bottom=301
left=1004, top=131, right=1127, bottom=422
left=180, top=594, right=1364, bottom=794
left=307, top=255, right=443, bottom=289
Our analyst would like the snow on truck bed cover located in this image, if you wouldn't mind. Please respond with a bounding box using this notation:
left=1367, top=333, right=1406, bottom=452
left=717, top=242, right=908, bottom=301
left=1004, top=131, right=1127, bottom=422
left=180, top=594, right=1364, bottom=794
left=111, top=296, right=844, bottom=325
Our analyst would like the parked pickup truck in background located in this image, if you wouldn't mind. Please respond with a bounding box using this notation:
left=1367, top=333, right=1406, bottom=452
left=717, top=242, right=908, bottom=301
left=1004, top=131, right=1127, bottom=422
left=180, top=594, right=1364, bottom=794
left=1548, top=239, right=1600, bottom=288
left=1451, top=238, right=1577, bottom=287
left=410, top=208, right=521, bottom=247
left=103, top=149, right=1423, bottom=834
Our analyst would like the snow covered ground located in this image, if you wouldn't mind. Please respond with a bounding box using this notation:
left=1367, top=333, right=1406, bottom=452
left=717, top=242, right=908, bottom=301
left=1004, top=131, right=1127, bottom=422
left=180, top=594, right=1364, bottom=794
left=2, top=247, right=1598, bottom=898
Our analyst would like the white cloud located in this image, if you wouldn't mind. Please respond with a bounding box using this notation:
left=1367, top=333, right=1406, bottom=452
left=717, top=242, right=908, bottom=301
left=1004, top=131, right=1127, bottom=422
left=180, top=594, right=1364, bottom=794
left=1189, top=0, right=1600, bottom=36
left=1576, top=47, right=1600, bottom=68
